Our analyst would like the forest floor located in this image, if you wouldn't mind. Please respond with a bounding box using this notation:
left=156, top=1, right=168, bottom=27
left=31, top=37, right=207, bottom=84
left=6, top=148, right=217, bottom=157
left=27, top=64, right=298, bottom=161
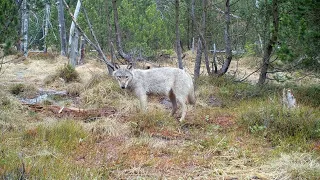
left=0, top=52, right=319, bottom=179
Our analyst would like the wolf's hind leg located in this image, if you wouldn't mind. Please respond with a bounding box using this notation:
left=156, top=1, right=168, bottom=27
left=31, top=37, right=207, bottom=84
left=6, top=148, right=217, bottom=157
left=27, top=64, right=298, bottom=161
left=176, top=96, right=187, bottom=122
left=169, top=90, right=177, bottom=116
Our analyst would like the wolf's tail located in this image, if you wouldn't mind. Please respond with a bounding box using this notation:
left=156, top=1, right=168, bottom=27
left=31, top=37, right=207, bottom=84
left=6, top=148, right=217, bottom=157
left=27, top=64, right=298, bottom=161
left=188, top=86, right=196, bottom=105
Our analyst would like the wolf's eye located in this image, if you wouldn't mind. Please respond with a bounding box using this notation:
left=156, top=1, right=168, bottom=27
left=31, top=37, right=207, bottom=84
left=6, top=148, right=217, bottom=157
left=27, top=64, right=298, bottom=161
left=125, top=76, right=128, bottom=79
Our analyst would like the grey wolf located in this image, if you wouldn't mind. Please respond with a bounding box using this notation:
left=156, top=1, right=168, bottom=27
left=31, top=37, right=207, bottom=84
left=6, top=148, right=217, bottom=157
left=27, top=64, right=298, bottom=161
left=112, top=64, right=195, bottom=122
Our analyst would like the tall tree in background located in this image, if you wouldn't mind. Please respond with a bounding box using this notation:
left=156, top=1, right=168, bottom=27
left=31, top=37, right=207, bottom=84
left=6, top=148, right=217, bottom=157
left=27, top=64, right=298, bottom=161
left=201, top=0, right=210, bottom=75
left=56, top=0, right=67, bottom=56
left=190, top=0, right=195, bottom=53
left=217, top=0, right=232, bottom=76
left=21, top=0, right=29, bottom=57
left=43, top=0, right=51, bottom=52
left=0, top=0, right=21, bottom=57
left=175, top=0, right=183, bottom=69
left=258, top=0, right=279, bottom=84
left=112, top=0, right=131, bottom=62
left=68, top=0, right=81, bottom=67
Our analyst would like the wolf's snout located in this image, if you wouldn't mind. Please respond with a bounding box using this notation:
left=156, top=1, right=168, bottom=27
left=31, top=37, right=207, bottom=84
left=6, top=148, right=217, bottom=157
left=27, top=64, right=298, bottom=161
left=121, top=86, right=125, bottom=89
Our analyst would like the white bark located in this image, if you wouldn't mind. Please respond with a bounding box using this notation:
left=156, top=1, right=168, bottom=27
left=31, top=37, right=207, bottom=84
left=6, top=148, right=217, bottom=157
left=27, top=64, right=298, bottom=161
left=44, top=2, right=51, bottom=52
left=21, top=0, right=29, bottom=57
left=70, top=28, right=79, bottom=67
left=68, top=0, right=81, bottom=56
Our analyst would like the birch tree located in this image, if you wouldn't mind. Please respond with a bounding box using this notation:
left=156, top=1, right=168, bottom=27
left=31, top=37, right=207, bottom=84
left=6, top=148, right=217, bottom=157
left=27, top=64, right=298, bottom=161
left=21, top=0, right=29, bottom=57
left=68, top=0, right=81, bottom=56
left=43, top=0, right=50, bottom=52
left=56, top=0, right=67, bottom=56
left=68, top=0, right=81, bottom=66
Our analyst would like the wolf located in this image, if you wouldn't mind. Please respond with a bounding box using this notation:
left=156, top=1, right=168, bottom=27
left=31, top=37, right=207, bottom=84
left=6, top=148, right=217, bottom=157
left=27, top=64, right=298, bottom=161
left=112, top=63, right=195, bottom=122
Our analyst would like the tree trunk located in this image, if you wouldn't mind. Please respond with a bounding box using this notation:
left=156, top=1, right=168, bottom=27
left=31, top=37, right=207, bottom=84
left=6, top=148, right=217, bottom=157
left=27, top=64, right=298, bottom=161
left=217, top=0, right=232, bottom=76
left=191, top=0, right=195, bottom=54
left=69, top=27, right=79, bottom=67
left=68, top=0, right=81, bottom=57
left=112, top=0, right=131, bottom=62
left=201, top=0, right=210, bottom=75
left=258, top=0, right=279, bottom=84
left=175, top=0, right=183, bottom=69
left=105, top=0, right=112, bottom=55
left=78, top=36, right=86, bottom=65
left=194, top=38, right=202, bottom=79
left=212, top=43, right=218, bottom=73
left=43, top=1, right=51, bottom=53
left=63, top=0, right=114, bottom=71
left=56, top=0, right=67, bottom=56
left=21, top=0, right=29, bottom=57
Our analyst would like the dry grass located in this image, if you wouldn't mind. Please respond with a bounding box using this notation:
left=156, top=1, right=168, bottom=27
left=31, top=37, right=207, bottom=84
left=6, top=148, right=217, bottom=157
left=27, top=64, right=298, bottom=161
left=261, top=153, right=320, bottom=179
left=1, top=52, right=320, bottom=179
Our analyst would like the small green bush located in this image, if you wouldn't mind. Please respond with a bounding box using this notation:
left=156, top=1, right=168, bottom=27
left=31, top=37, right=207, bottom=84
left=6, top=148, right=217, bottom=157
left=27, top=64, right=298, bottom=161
left=58, top=64, right=80, bottom=83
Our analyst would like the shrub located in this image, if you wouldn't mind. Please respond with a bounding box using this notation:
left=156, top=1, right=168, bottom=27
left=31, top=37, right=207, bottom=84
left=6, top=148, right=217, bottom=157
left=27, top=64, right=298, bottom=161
left=58, top=64, right=80, bottom=83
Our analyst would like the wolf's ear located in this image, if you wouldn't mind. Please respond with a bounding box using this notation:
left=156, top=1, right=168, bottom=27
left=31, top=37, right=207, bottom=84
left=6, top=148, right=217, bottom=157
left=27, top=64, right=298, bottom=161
left=127, top=62, right=133, bottom=70
left=114, top=63, right=120, bottom=70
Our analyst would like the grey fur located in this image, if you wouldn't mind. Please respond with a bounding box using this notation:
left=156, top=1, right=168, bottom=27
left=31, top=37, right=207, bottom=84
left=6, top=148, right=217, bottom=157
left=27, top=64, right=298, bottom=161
left=112, top=65, right=195, bottom=122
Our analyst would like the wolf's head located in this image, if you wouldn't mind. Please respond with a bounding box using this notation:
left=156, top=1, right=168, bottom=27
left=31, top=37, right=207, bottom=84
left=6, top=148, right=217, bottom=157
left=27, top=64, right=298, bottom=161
left=112, top=63, right=133, bottom=89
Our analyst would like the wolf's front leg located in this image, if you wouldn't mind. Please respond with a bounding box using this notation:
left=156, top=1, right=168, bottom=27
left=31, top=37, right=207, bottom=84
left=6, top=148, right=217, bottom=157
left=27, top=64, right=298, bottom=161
left=139, top=94, right=147, bottom=111
left=135, top=89, right=148, bottom=111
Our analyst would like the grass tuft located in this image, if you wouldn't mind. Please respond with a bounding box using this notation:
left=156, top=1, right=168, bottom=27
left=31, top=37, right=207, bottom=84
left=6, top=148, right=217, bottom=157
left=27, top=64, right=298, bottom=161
left=58, top=64, right=80, bottom=83
left=22, top=120, right=87, bottom=152
left=9, top=83, right=38, bottom=98
left=262, top=153, right=320, bottom=179
left=239, top=102, right=320, bottom=150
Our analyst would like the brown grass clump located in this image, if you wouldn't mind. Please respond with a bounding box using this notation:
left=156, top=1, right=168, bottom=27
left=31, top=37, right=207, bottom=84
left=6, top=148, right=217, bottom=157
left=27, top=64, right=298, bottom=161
left=80, top=73, right=125, bottom=108
left=66, top=82, right=84, bottom=96
left=9, top=83, right=38, bottom=98
left=28, top=52, right=58, bottom=61
left=82, top=117, right=131, bottom=138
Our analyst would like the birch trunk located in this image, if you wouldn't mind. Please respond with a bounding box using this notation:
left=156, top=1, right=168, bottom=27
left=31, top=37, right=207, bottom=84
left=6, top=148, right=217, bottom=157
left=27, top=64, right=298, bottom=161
left=70, top=28, right=79, bottom=67
left=68, top=0, right=81, bottom=56
left=56, top=0, right=67, bottom=56
left=44, top=1, right=51, bottom=52
left=175, top=0, right=183, bottom=69
left=21, top=0, right=29, bottom=57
